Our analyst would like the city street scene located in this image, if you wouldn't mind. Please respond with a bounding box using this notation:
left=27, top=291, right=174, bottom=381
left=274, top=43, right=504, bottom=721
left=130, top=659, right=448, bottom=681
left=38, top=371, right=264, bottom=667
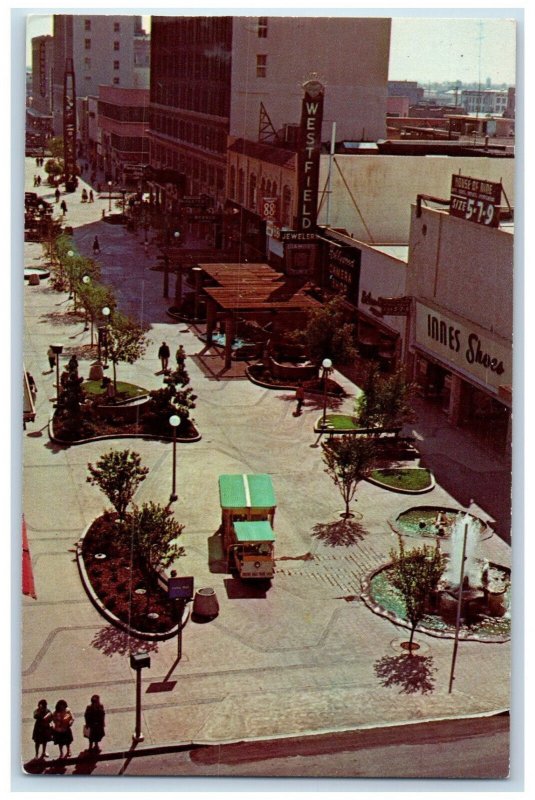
left=19, top=11, right=516, bottom=787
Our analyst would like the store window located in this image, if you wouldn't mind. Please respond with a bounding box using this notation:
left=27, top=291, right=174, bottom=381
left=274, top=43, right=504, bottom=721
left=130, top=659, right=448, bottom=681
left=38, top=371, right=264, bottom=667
left=256, top=54, right=267, bottom=78
left=258, top=17, right=268, bottom=38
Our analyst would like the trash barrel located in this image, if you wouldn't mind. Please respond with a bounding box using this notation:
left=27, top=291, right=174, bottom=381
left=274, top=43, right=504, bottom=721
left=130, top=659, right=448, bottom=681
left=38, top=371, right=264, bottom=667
left=192, top=587, right=219, bottom=619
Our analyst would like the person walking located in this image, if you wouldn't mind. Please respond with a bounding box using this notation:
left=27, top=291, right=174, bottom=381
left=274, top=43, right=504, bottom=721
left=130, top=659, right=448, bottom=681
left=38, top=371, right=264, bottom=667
left=294, top=382, right=305, bottom=416
left=81, top=188, right=88, bottom=203
left=51, top=699, right=74, bottom=759
left=54, top=187, right=61, bottom=203
left=60, top=200, right=67, bottom=216
left=175, top=344, right=186, bottom=367
left=32, top=699, right=53, bottom=760
left=92, top=236, right=100, bottom=255
left=158, top=341, right=171, bottom=373
left=47, top=346, right=56, bottom=372
left=84, top=695, right=105, bottom=752
left=89, top=189, right=94, bottom=203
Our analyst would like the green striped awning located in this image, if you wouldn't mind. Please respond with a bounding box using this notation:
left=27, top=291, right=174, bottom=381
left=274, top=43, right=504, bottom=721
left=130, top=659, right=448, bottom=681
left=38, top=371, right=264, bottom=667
left=218, top=474, right=276, bottom=509
left=233, top=520, right=275, bottom=543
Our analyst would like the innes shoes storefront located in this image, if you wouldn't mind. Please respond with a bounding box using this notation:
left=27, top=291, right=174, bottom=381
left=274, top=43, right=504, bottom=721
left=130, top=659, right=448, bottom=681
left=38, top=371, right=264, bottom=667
left=413, top=300, right=512, bottom=453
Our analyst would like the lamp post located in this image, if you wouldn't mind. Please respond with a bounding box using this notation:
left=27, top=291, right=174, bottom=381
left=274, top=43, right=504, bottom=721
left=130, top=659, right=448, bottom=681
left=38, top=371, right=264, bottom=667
left=169, top=413, right=181, bottom=502
left=50, top=343, right=64, bottom=404
left=108, top=180, right=113, bottom=213
left=67, top=249, right=75, bottom=299
left=321, top=358, right=333, bottom=429
left=82, top=275, right=90, bottom=331
left=101, top=306, right=110, bottom=368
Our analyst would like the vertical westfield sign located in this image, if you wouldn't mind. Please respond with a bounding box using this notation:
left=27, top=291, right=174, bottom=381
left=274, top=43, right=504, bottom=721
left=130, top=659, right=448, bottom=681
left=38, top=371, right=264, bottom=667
left=296, top=79, right=324, bottom=231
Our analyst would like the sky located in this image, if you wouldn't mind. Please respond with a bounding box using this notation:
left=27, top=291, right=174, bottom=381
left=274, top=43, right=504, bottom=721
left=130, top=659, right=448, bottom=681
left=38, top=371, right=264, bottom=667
left=24, top=11, right=517, bottom=86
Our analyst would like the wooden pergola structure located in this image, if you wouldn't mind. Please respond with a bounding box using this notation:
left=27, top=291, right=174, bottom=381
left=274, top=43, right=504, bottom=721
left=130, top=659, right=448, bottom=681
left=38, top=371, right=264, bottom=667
left=196, top=263, right=320, bottom=368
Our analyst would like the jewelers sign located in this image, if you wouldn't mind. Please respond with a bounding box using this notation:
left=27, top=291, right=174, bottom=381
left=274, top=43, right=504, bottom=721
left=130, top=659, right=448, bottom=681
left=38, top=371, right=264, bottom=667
left=450, top=174, right=502, bottom=228
left=414, top=301, right=511, bottom=393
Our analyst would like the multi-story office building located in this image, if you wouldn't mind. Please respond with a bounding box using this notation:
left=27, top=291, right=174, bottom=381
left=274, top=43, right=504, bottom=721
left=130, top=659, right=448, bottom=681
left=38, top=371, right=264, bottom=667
left=461, top=89, right=509, bottom=116
left=148, top=16, right=391, bottom=212
left=51, top=14, right=147, bottom=135
left=28, top=35, right=54, bottom=141
left=98, top=85, right=150, bottom=184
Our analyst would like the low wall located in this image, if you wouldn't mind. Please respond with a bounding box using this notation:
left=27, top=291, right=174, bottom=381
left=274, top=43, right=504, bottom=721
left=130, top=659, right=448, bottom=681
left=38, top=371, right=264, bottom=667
left=267, top=356, right=318, bottom=382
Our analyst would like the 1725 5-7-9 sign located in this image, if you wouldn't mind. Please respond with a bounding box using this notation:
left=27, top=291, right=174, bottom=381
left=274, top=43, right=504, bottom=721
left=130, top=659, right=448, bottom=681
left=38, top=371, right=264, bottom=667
left=449, top=174, right=502, bottom=228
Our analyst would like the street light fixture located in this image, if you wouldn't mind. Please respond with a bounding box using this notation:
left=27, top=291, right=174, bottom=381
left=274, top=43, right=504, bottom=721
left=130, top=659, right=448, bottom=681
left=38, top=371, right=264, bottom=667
left=164, top=229, right=181, bottom=300
left=82, top=275, right=90, bottom=331
left=108, top=180, right=113, bottom=213
left=169, top=413, right=181, bottom=502
left=67, top=250, right=75, bottom=299
left=321, top=358, right=333, bottom=429
left=101, top=306, right=111, bottom=367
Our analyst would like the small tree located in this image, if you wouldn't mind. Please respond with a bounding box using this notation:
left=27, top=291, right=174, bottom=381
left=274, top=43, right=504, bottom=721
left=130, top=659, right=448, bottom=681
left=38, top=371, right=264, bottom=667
left=389, top=540, right=446, bottom=650
left=77, top=281, right=115, bottom=345
left=105, top=311, right=151, bottom=390
left=356, top=364, right=416, bottom=431
left=55, top=355, right=87, bottom=438
left=130, top=501, right=185, bottom=608
left=87, top=449, right=149, bottom=522
left=322, top=435, right=378, bottom=518
left=294, top=296, right=358, bottom=365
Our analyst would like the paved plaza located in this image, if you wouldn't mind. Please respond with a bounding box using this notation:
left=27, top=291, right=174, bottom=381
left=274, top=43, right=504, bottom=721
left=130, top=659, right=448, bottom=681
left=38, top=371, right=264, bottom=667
left=20, top=159, right=512, bottom=773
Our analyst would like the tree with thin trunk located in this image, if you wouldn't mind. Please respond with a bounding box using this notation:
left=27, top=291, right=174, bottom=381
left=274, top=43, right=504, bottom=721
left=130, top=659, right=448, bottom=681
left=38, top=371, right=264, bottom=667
left=129, top=501, right=185, bottom=610
left=322, top=435, right=378, bottom=518
left=105, top=311, right=151, bottom=390
left=87, top=449, right=149, bottom=523
left=293, top=296, right=358, bottom=366
left=388, top=539, right=446, bottom=650
left=355, top=363, right=416, bottom=431
left=77, top=281, right=116, bottom=345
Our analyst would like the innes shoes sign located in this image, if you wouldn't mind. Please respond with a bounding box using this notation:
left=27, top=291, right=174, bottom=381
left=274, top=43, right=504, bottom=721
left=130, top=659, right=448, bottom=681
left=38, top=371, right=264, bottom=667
left=414, top=301, right=511, bottom=392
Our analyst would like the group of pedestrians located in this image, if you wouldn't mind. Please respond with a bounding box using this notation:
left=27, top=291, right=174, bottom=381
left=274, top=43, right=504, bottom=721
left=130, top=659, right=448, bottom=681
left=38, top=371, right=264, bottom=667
left=31, top=695, right=105, bottom=761
left=158, top=342, right=187, bottom=373
left=33, top=174, right=42, bottom=187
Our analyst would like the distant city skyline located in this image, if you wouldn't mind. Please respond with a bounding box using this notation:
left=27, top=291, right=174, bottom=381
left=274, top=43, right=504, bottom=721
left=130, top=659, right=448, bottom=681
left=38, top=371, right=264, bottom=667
left=25, top=13, right=516, bottom=87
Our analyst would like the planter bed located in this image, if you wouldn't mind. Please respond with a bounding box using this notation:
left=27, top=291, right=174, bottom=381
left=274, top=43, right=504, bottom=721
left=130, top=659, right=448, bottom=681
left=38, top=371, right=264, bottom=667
left=367, top=467, right=435, bottom=493
left=247, top=364, right=346, bottom=396
left=51, top=413, right=200, bottom=444
left=80, top=512, right=179, bottom=636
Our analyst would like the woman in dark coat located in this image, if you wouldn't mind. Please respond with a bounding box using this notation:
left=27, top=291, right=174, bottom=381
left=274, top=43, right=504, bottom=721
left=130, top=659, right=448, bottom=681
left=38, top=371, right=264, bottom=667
left=32, top=698, right=52, bottom=759
left=51, top=699, right=74, bottom=758
left=84, top=694, right=105, bottom=751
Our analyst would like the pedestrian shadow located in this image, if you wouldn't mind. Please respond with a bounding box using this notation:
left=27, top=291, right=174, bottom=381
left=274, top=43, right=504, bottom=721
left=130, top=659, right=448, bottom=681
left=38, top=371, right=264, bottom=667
left=39, top=310, right=85, bottom=326
left=373, top=652, right=437, bottom=694
left=71, top=748, right=99, bottom=774
left=91, top=625, right=160, bottom=657
left=311, top=518, right=367, bottom=546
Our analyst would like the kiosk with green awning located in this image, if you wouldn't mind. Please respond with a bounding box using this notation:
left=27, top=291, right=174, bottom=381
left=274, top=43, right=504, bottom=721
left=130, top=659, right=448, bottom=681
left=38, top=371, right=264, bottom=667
left=218, top=474, right=276, bottom=579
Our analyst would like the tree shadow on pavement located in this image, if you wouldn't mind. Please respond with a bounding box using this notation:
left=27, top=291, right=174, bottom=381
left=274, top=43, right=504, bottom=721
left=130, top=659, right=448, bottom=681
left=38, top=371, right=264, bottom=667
left=311, top=518, right=367, bottom=546
left=39, top=310, right=85, bottom=326
left=91, top=625, right=160, bottom=657
left=374, top=652, right=437, bottom=694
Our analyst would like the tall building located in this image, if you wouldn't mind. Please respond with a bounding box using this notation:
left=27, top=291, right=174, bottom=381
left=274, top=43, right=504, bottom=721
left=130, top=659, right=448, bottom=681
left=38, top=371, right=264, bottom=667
left=148, top=16, right=391, bottom=212
left=460, top=89, right=509, bottom=116
left=28, top=35, right=54, bottom=141
left=51, top=14, right=147, bottom=135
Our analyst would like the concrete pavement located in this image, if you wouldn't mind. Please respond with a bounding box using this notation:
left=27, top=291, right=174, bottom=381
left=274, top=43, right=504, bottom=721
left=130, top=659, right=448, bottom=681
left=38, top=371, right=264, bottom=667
left=20, top=159, right=512, bottom=776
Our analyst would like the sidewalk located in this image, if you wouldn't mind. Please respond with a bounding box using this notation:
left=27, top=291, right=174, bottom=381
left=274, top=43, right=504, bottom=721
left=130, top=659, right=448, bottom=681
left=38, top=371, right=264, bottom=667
left=20, top=158, right=511, bottom=775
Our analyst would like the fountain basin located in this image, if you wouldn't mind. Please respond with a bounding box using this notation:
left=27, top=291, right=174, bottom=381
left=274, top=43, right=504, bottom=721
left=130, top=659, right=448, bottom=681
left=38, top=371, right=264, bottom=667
left=389, top=506, right=492, bottom=542
left=361, top=559, right=510, bottom=642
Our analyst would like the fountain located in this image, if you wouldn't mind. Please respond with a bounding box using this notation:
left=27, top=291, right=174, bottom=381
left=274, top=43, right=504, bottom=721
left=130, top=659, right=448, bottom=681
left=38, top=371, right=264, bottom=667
left=431, top=514, right=509, bottom=626
left=362, top=511, right=511, bottom=641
